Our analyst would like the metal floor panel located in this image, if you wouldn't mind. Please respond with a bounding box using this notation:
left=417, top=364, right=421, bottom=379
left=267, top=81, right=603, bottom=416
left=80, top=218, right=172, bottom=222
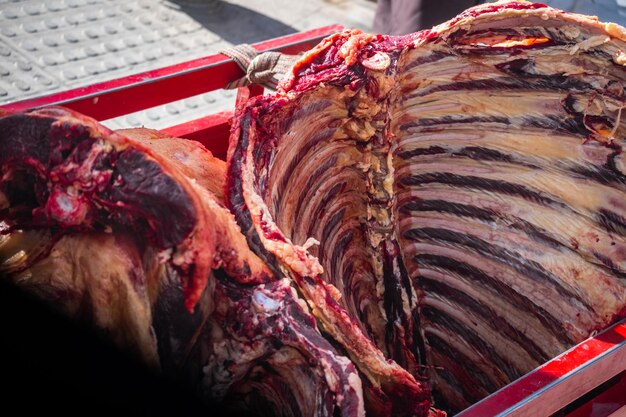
left=0, top=1, right=223, bottom=102
left=0, top=0, right=375, bottom=130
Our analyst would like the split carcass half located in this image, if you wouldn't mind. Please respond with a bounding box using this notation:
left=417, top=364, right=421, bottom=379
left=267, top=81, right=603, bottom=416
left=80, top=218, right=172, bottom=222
left=227, top=0, right=626, bottom=412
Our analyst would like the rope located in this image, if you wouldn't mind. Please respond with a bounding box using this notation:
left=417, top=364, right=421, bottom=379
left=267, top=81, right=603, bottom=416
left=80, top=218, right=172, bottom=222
left=220, top=44, right=298, bottom=90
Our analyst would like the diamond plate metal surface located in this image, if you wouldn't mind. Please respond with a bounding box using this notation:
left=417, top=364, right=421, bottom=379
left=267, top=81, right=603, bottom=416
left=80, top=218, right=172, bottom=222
left=102, top=89, right=237, bottom=130
left=0, top=0, right=375, bottom=130
left=1, top=0, right=222, bottom=102
left=9, top=0, right=625, bottom=131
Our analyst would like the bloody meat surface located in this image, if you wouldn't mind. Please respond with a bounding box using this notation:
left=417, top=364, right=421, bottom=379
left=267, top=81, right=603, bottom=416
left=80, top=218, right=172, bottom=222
left=228, top=0, right=626, bottom=412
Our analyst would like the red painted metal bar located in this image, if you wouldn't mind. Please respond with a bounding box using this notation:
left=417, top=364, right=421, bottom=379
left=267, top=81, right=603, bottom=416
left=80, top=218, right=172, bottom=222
left=458, top=320, right=626, bottom=417
left=161, top=85, right=265, bottom=159
left=1, top=25, right=343, bottom=119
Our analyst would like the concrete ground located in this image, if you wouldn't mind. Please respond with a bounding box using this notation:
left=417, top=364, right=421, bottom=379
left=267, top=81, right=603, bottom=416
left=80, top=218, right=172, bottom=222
left=1, top=0, right=625, bottom=130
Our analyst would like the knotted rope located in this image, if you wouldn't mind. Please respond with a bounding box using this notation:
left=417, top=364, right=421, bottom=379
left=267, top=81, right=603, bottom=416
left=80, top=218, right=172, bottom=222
left=220, top=44, right=298, bottom=90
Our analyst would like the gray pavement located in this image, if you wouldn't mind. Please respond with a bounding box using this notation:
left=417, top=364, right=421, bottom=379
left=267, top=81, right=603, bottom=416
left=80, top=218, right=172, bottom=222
left=1, top=0, right=625, bottom=131
left=541, top=0, right=626, bottom=23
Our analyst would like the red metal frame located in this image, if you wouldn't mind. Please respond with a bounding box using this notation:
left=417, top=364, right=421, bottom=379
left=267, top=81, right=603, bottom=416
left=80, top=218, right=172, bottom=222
left=160, top=84, right=264, bottom=158
left=457, top=320, right=626, bottom=417
left=3, top=24, right=626, bottom=417
left=1, top=26, right=342, bottom=157
left=2, top=26, right=341, bottom=118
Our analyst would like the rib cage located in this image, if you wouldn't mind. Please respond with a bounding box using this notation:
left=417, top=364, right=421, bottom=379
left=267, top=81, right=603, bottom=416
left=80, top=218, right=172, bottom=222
left=228, top=1, right=626, bottom=411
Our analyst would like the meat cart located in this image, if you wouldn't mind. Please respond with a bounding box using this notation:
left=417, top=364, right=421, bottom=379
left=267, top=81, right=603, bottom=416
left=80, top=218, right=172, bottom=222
left=2, top=26, right=626, bottom=417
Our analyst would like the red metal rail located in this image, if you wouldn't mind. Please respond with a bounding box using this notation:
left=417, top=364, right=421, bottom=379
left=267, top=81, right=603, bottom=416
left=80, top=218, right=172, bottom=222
left=1, top=26, right=342, bottom=157
left=2, top=25, right=342, bottom=119
left=457, top=320, right=626, bottom=417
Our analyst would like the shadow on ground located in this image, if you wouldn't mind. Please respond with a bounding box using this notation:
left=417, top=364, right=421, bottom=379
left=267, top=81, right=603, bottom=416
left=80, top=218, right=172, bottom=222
left=168, top=0, right=298, bottom=45
left=541, top=0, right=626, bottom=25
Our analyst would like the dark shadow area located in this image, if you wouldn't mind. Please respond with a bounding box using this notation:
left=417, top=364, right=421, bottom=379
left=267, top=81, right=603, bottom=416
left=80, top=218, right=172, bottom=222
left=0, top=278, right=227, bottom=417
left=168, top=0, right=298, bottom=45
